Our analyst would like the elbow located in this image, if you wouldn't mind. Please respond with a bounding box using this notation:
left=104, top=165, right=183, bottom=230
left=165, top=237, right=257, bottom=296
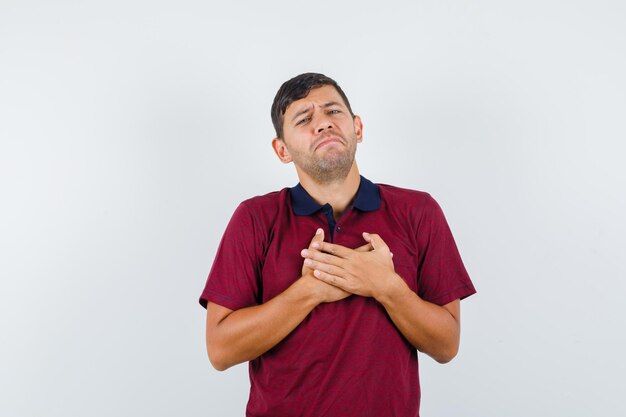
left=434, top=326, right=461, bottom=364
left=206, top=303, right=238, bottom=372
left=432, top=342, right=459, bottom=364
left=206, top=338, right=232, bottom=372
left=209, top=358, right=229, bottom=372
left=207, top=348, right=232, bottom=372
left=434, top=351, right=457, bottom=364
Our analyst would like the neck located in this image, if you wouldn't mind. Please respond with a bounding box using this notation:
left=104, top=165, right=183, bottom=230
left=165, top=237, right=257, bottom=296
left=297, top=162, right=361, bottom=220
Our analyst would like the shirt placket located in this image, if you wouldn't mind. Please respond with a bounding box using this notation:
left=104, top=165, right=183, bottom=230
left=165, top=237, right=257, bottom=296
left=320, top=203, right=352, bottom=243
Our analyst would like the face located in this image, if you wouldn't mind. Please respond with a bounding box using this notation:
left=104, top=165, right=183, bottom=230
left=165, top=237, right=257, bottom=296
left=272, top=85, right=363, bottom=184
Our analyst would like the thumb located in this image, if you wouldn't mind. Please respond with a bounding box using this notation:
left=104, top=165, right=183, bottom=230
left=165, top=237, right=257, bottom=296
left=362, top=232, right=388, bottom=252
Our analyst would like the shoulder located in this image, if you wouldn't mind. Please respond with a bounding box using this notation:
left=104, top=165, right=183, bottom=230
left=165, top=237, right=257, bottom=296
left=376, top=183, right=437, bottom=209
left=234, top=188, right=291, bottom=224
left=220, top=188, right=289, bottom=243
left=239, top=188, right=288, bottom=209
left=375, top=183, right=447, bottom=229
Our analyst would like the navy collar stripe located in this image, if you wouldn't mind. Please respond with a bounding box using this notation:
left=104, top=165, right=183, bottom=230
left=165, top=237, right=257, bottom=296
left=290, top=175, right=381, bottom=216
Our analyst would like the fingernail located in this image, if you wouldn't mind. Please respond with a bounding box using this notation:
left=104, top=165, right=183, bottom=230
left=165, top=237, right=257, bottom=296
left=311, top=242, right=320, bottom=248
left=316, top=228, right=322, bottom=235
left=314, top=270, right=321, bottom=277
left=304, top=259, right=312, bottom=266
left=301, top=249, right=309, bottom=257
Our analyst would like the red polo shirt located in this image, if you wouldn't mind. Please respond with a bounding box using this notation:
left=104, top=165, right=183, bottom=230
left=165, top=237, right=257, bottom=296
left=200, top=176, right=476, bottom=417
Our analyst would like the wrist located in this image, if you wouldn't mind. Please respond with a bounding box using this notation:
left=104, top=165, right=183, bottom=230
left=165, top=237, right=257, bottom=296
left=292, top=274, right=323, bottom=307
left=374, top=272, right=408, bottom=306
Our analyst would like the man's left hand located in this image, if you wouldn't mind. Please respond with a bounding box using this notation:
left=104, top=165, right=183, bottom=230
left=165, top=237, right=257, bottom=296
left=300, top=232, right=400, bottom=299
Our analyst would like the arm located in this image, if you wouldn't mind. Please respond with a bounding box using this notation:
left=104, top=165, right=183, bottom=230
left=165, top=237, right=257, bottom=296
left=301, top=233, right=462, bottom=363
left=205, top=229, right=351, bottom=371
left=376, top=277, right=460, bottom=363
left=206, top=276, right=321, bottom=371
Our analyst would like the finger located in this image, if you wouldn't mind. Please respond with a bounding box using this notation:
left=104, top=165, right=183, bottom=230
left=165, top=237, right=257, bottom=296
left=304, top=258, right=343, bottom=277
left=301, top=248, right=345, bottom=267
left=310, top=241, right=353, bottom=258
left=309, top=228, right=324, bottom=247
left=313, top=269, right=348, bottom=289
left=354, top=242, right=374, bottom=252
left=362, top=232, right=389, bottom=252
left=303, top=229, right=324, bottom=274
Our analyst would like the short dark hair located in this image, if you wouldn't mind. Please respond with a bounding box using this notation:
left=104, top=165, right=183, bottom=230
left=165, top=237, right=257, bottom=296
left=271, top=73, right=354, bottom=139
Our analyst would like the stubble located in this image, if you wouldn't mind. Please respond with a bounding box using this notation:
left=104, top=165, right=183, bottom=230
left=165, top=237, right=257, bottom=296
left=288, top=135, right=357, bottom=184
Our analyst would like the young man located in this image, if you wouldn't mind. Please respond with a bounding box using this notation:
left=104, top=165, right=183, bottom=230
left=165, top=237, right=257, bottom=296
left=199, top=73, right=476, bottom=417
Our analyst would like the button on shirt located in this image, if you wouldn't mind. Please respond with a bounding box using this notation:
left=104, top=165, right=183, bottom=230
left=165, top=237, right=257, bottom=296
left=200, top=176, right=476, bottom=417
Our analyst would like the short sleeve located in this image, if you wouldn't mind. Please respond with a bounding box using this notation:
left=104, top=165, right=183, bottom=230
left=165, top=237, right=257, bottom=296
left=416, top=194, right=476, bottom=306
left=198, top=202, right=263, bottom=310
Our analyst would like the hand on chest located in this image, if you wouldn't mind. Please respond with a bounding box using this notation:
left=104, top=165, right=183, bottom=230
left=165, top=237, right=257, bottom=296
left=260, top=214, right=419, bottom=302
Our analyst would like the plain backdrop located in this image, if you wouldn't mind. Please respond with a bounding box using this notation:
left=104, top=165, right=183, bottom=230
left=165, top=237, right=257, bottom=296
left=1, top=1, right=625, bottom=416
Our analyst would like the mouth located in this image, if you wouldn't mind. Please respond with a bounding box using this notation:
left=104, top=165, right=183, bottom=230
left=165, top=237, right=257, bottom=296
left=314, top=135, right=344, bottom=151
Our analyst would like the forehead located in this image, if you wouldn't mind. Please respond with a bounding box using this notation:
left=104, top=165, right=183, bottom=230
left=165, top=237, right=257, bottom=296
left=284, top=85, right=346, bottom=115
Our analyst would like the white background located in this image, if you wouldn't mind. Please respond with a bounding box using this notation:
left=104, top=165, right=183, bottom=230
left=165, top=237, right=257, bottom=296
left=1, top=1, right=625, bottom=416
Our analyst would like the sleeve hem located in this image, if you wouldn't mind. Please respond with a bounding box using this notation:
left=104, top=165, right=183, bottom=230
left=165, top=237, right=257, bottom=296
left=425, top=283, right=477, bottom=306
left=198, top=289, right=254, bottom=311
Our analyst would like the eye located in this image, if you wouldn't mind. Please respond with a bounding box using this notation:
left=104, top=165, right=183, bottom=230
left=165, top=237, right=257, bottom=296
left=296, top=117, right=311, bottom=126
left=329, top=109, right=341, bottom=114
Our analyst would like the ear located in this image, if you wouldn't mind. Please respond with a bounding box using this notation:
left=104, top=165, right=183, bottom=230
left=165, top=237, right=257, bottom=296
left=271, top=137, right=293, bottom=164
left=353, top=115, right=363, bottom=143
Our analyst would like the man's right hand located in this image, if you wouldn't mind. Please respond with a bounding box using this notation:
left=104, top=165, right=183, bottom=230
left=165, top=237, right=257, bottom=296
left=301, top=228, right=353, bottom=304
left=206, top=227, right=375, bottom=371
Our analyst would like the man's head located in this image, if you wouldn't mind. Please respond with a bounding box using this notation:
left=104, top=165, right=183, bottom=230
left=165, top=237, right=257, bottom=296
left=271, top=73, right=363, bottom=185
left=271, top=73, right=355, bottom=139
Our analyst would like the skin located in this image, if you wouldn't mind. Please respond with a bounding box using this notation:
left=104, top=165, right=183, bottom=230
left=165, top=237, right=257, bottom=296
left=301, top=233, right=461, bottom=363
left=272, top=85, right=363, bottom=219
left=206, top=229, right=372, bottom=371
left=206, top=84, right=462, bottom=371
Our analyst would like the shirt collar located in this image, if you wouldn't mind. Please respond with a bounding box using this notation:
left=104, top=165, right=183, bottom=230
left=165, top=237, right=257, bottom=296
left=290, top=175, right=381, bottom=216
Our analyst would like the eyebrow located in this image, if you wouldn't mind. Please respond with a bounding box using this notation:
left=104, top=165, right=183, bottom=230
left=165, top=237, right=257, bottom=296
left=291, top=106, right=312, bottom=123
left=290, top=101, right=343, bottom=123
left=321, top=101, right=342, bottom=109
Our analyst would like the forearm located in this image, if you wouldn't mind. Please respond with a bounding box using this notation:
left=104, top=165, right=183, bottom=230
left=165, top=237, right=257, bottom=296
left=377, top=274, right=460, bottom=363
left=208, top=277, right=320, bottom=370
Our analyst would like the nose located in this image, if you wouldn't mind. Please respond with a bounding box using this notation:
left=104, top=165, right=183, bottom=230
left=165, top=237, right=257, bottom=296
left=315, top=115, right=333, bottom=133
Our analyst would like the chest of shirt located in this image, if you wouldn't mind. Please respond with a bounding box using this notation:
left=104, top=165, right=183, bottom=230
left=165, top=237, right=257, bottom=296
left=259, top=208, right=419, bottom=303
